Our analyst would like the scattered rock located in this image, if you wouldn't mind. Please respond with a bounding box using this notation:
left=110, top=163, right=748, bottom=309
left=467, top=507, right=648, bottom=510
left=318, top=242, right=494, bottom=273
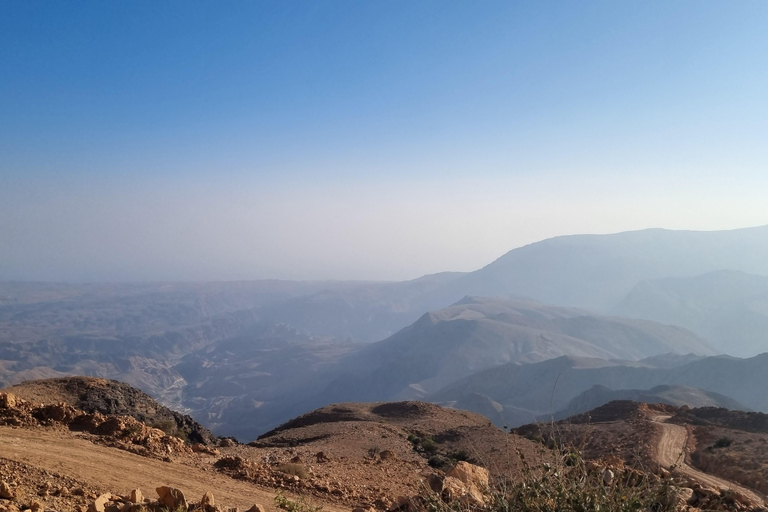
left=315, top=452, right=329, bottom=463
left=602, top=468, right=614, bottom=485
left=243, top=505, right=265, bottom=512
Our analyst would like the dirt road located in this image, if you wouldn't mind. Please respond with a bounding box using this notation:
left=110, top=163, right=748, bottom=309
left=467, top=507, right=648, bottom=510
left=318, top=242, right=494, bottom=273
left=652, top=416, right=764, bottom=506
left=0, top=427, right=344, bottom=512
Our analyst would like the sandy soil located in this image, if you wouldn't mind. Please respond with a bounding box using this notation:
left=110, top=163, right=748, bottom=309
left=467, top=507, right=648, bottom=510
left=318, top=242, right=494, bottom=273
left=0, top=426, right=345, bottom=512
left=652, top=415, right=764, bottom=506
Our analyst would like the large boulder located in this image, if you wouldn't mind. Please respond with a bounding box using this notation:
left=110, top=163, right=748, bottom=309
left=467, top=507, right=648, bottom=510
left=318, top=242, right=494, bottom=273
left=0, top=393, right=17, bottom=409
left=446, top=462, right=489, bottom=490
left=156, top=486, right=187, bottom=510
left=88, top=493, right=112, bottom=512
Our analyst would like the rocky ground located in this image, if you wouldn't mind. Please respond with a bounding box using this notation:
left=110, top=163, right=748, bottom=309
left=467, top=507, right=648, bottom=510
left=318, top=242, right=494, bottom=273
left=3, top=379, right=768, bottom=512
left=0, top=380, right=531, bottom=512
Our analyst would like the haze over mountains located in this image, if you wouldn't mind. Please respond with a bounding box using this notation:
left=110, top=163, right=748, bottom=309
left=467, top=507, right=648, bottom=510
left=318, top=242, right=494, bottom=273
left=2, top=225, right=768, bottom=440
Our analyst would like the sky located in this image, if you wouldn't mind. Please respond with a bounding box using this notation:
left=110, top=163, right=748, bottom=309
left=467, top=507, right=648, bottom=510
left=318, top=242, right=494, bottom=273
left=2, top=1, right=768, bottom=282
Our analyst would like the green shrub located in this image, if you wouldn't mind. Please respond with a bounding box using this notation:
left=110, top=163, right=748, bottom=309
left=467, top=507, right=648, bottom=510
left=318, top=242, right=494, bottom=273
left=428, top=455, right=450, bottom=470
left=421, top=437, right=439, bottom=455
left=449, top=450, right=471, bottom=462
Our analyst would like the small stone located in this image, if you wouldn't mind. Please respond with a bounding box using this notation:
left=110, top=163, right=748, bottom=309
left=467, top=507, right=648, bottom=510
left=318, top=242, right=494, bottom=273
left=602, top=468, right=614, bottom=485
left=0, top=481, right=15, bottom=500
left=129, top=490, right=143, bottom=504
left=244, top=506, right=265, bottom=512
left=29, top=502, right=42, bottom=512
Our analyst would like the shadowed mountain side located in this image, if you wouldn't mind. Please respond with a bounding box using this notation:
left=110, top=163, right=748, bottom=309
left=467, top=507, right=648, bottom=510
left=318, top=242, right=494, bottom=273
left=316, top=296, right=714, bottom=401
left=428, top=353, right=768, bottom=428
left=614, top=270, right=768, bottom=357
left=554, top=384, right=748, bottom=420
left=169, top=297, right=713, bottom=440
left=446, top=225, right=768, bottom=310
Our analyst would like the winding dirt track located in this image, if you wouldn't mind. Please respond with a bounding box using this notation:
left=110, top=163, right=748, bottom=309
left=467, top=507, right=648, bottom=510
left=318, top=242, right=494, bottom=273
left=0, top=426, right=344, bottom=512
left=652, top=416, right=764, bottom=506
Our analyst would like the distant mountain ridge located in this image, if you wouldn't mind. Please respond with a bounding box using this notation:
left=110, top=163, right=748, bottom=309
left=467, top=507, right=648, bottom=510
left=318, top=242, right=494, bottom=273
left=554, top=384, right=748, bottom=420
left=450, top=225, right=768, bottom=310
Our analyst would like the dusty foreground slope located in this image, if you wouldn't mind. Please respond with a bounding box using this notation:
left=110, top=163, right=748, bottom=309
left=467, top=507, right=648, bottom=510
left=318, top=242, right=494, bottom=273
left=0, top=426, right=327, bottom=512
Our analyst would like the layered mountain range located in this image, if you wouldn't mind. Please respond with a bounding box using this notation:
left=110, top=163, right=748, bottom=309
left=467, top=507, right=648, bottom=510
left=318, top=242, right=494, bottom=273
left=2, top=225, right=768, bottom=440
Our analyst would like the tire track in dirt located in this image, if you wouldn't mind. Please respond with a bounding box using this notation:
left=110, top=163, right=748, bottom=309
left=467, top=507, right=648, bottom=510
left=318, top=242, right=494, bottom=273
left=652, top=415, right=764, bottom=506
left=0, top=427, right=344, bottom=512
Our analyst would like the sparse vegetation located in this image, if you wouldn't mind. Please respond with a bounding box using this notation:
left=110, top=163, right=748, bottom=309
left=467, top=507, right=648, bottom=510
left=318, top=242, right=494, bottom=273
left=420, top=443, right=675, bottom=512
left=714, top=436, right=734, bottom=448
left=449, top=449, right=472, bottom=462
left=427, top=455, right=450, bottom=470
left=274, top=490, right=322, bottom=512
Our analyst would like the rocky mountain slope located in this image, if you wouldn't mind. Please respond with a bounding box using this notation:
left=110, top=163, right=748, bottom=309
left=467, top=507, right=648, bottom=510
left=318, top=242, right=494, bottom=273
left=5, top=376, right=218, bottom=444
left=191, top=296, right=714, bottom=439
left=429, top=353, right=768, bottom=428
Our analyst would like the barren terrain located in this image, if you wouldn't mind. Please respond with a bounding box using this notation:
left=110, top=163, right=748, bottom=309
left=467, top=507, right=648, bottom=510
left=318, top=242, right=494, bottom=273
left=0, top=425, right=343, bottom=512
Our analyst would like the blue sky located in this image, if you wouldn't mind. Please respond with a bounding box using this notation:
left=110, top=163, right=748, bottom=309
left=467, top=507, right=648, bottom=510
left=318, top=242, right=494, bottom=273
left=2, top=1, right=768, bottom=281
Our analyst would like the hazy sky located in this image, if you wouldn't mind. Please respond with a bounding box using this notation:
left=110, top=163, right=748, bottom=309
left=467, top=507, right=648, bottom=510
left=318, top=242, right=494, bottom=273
left=2, top=1, right=768, bottom=282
